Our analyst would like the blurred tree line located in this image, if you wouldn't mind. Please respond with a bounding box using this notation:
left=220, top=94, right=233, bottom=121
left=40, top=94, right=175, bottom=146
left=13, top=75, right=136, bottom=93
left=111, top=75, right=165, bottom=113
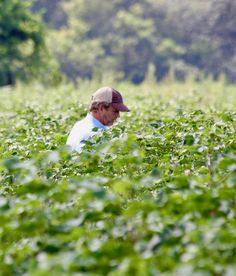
left=1, top=0, right=236, bottom=85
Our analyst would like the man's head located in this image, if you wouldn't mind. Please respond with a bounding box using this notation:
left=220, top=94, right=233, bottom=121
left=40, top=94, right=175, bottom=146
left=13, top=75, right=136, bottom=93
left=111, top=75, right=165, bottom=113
left=90, top=87, right=130, bottom=126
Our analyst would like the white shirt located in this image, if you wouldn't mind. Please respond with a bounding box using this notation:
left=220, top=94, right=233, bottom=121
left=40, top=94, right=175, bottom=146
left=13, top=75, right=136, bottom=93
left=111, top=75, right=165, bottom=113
left=66, top=114, right=107, bottom=152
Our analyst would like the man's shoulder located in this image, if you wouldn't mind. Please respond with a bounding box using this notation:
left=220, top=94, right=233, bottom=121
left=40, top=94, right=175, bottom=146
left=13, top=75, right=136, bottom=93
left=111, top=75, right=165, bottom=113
left=73, top=115, right=95, bottom=130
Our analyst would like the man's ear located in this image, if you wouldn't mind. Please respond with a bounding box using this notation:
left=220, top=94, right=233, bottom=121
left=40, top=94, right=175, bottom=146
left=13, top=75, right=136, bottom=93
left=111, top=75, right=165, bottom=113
left=98, top=104, right=104, bottom=112
left=98, top=104, right=103, bottom=111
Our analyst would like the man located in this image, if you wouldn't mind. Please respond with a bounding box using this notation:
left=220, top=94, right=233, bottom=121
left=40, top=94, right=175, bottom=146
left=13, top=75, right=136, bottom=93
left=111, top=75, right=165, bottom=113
left=66, top=86, right=130, bottom=152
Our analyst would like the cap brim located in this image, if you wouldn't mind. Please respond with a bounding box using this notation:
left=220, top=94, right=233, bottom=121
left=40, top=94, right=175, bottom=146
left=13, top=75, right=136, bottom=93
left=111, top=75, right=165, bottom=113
left=112, top=103, right=130, bottom=112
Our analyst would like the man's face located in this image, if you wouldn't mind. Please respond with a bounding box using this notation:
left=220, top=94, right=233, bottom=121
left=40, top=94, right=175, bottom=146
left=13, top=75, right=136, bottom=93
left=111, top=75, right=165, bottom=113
left=100, top=105, right=120, bottom=126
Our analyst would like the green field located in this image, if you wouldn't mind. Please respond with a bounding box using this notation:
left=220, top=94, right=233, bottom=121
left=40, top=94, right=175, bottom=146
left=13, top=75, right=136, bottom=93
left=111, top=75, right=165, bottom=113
left=0, top=80, right=236, bottom=275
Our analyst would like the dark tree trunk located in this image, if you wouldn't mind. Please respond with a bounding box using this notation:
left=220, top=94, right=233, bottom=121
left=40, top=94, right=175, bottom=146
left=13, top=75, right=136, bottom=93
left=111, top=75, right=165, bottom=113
left=6, top=71, right=15, bottom=86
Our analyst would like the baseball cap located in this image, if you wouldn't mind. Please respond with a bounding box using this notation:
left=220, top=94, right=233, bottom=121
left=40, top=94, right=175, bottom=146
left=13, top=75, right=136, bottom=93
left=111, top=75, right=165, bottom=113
left=91, top=87, right=130, bottom=112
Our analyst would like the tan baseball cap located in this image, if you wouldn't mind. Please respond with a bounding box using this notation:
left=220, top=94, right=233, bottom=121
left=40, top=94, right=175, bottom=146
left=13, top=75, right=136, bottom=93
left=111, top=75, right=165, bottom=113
left=91, top=87, right=130, bottom=112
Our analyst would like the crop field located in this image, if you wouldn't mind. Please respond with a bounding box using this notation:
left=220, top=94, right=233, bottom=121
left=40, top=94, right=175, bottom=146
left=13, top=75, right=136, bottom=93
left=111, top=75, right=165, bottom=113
left=0, top=80, right=236, bottom=275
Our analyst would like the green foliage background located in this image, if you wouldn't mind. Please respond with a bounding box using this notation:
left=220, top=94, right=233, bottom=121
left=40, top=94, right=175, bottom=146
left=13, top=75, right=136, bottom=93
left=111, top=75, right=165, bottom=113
left=2, top=0, right=236, bottom=86
left=0, top=80, right=236, bottom=274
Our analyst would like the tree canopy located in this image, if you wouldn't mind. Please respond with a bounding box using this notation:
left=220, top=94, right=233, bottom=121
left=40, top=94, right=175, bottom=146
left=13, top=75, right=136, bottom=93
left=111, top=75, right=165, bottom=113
left=0, top=0, right=46, bottom=85
left=37, top=0, right=235, bottom=83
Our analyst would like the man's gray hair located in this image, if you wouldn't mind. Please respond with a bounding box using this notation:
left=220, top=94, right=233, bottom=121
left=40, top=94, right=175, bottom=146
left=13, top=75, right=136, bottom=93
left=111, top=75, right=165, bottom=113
left=89, top=101, right=111, bottom=112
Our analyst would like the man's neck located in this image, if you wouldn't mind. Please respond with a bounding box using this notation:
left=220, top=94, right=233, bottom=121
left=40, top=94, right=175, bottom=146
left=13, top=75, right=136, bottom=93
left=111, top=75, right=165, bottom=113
left=90, top=111, right=104, bottom=125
